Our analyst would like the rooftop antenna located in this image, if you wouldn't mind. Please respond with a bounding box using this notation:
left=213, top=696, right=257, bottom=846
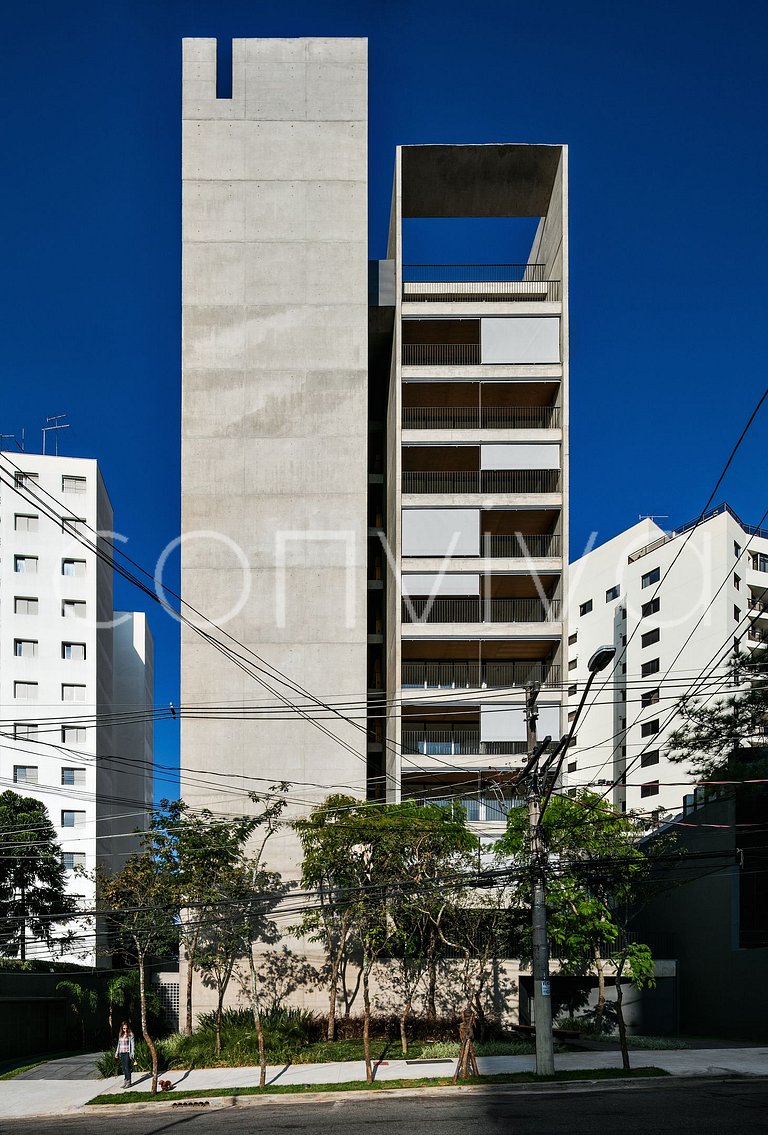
left=42, top=414, right=70, bottom=456
left=0, top=431, right=25, bottom=452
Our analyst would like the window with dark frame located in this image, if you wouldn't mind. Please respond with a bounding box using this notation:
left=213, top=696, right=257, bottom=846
left=640, top=782, right=660, bottom=798
left=642, top=627, right=660, bottom=647
left=641, top=597, right=660, bottom=617
left=641, top=749, right=660, bottom=767
left=641, top=566, right=660, bottom=588
left=641, top=658, right=660, bottom=677
left=579, top=600, right=593, bottom=616
left=641, top=718, right=660, bottom=737
left=605, top=584, right=620, bottom=602
left=641, top=688, right=660, bottom=707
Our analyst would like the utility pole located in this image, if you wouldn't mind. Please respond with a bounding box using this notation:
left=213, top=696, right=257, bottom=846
left=525, top=681, right=555, bottom=1075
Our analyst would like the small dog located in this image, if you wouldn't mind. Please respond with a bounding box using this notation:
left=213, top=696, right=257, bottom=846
left=159, top=1079, right=173, bottom=1092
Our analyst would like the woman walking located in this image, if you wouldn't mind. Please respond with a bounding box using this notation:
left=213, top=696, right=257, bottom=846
left=115, top=1021, right=135, bottom=1088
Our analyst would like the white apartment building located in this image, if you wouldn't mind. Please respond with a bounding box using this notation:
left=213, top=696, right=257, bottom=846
left=565, top=504, right=768, bottom=816
left=0, top=452, right=154, bottom=964
left=180, top=37, right=568, bottom=865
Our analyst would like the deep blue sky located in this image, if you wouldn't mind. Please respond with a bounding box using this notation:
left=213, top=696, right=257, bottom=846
left=2, top=1, right=766, bottom=798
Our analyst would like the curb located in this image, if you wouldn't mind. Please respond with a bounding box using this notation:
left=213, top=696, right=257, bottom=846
left=80, top=1072, right=768, bottom=1115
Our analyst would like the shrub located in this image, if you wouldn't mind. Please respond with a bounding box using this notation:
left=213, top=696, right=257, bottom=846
left=96, top=1039, right=168, bottom=1078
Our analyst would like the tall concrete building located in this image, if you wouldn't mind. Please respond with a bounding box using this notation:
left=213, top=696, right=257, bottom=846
left=0, top=453, right=154, bottom=964
left=180, top=37, right=568, bottom=871
left=565, top=504, right=768, bottom=815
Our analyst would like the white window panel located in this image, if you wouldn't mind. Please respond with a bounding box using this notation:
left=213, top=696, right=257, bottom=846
left=63, top=852, right=86, bottom=870
left=14, top=639, right=38, bottom=658
left=62, top=476, right=86, bottom=493
left=14, top=597, right=38, bottom=615
left=62, top=601, right=86, bottom=619
left=62, top=642, right=86, bottom=661
left=63, top=726, right=87, bottom=744
left=14, top=556, right=38, bottom=575
left=14, top=682, right=38, bottom=701
left=480, top=702, right=562, bottom=742
left=402, top=509, right=480, bottom=557
left=480, top=443, right=560, bottom=471
left=480, top=317, right=560, bottom=364
left=14, top=515, right=39, bottom=532
left=62, top=560, right=87, bottom=578
left=62, top=684, right=87, bottom=703
left=402, top=573, right=481, bottom=596
left=62, top=768, right=86, bottom=787
left=13, top=723, right=38, bottom=740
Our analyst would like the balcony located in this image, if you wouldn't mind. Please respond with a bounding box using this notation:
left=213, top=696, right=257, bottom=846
left=402, top=597, right=561, bottom=625
left=401, top=659, right=561, bottom=690
left=402, top=405, right=561, bottom=430
left=482, top=533, right=561, bottom=558
left=402, top=469, right=560, bottom=495
left=403, top=343, right=480, bottom=366
left=402, top=729, right=527, bottom=757
left=402, top=263, right=560, bottom=304
left=748, top=624, right=768, bottom=645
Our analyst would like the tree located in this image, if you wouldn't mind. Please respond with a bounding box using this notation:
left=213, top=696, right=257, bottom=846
left=0, top=791, right=79, bottom=960
left=148, top=799, right=264, bottom=1035
left=97, top=850, right=178, bottom=1093
left=57, top=980, right=97, bottom=1049
left=194, top=789, right=288, bottom=1069
left=667, top=648, right=768, bottom=779
left=497, top=790, right=654, bottom=1036
left=611, top=941, right=656, bottom=1071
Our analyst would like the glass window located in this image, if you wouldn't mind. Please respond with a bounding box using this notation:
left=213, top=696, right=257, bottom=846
left=62, top=476, right=86, bottom=493
left=641, top=658, right=660, bottom=677
left=641, top=597, right=660, bottom=617
left=641, top=567, right=660, bottom=588
left=641, top=719, right=660, bottom=737
left=62, top=726, right=87, bottom=744
left=14, top=514, right=38, bottom=532
left=640, top=782, right=659, bottom=798
left=641, top=627, right=660, bottom=647
left=605, top=584, right=620, bottom=602
left=61, top=768, right=86, bottom=787
left=14, top=556, right=38, bottom=575
left=62, top=684, right=86, bottom=703
left=62, top=559, right=86, bottom=578
left=579, top=600, right=593, bottom=616
left=568, top=632, right=577, bottom=645
left=61, top=810, right=86, bottom=828
left=63, top=852, right=86, bottom=870
left=14, top=681, right=38, bottom=700
left=641, top=749, right=660, bottom=768
left=14, top=596, right=38, bottom=615
left=14, top=639, right=38, bottom=658
left=14, top=472, right=38, bottom=487
left=62, top=642, right=86, bottom=661
left=13, top=766, right=38, bottom=784
left=568, top=658, right=577, bottom=672
left=13, top=723, right=38, bottom=740
left=641, top=688, right=660, bottom=708
left=62, top=600, right=86, bottom=619
left=567, top=684, right=577, bottom=696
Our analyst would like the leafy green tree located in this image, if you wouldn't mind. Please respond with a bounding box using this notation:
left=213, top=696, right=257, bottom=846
left=57, top=979, right=97, bottom=1048
left=611, top=941, right=656, bottom=1071
left=667, top=648, right=768, bottom=779
left=194, top=789, right=288, bottom=1066
left=497, top=790, right=653, bottom=1034
left=148, top=799, right=265, bottom=1035
left=97, top=850, right=178, bottom=1093
left=0, top=791, right=79, bottom=960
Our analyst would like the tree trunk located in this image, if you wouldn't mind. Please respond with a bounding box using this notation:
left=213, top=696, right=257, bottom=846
left=362, top=954, right=373, bottom=1084
left=184, top=925, right=199, bottom=1035
left=327, top=951, right=341, bottom=1041
left=614, top=965, right=631, bottom=1072
left=593, top=947, right=606, bottom=1034
left=215, top=992, right=224, bottom=1058
left=247, top=949, right=267, bottom=1089
left=426, top=934, right=437, bottom=1021
left=138, top=955, right=159, bottom=1094
left=19, top=884, right=26, bottom=962
left=399, top=999, right=412, bottom=1056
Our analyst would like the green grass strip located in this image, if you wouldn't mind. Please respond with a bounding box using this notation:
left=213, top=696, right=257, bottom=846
left=87, top=1066, right=668, bottom=1105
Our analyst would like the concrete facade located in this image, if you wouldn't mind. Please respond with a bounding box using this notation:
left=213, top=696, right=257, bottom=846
left=180, top=38, right=370, bottom=875
left=0, top=452, right=154, bottom=964
left=565, top=504, right=768, bottom=815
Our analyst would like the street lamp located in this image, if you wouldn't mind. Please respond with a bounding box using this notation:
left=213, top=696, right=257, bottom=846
left=526, top=643, right=616, bottom=1076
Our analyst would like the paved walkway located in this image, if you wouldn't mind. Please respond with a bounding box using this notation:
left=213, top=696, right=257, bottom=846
left=13, top=1052, right=103, bottom=1081
left=1, top=1047, right=766, bottom=1118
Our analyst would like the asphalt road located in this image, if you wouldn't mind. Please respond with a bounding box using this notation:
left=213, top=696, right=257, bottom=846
left=2, top=1080, right=767, bottom=1135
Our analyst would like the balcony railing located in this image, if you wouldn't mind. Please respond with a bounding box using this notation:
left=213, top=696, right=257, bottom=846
left=482, top=533, right=561, bottom=558
left=401, top=660, right=561, bottom=690
left=402, top=730, right=528, bottom=757
left=402, top=264, right=560, bottom=303
left=403, top=597, right=561, bottom=624
left=748, top=624, right=768, bottom=645
left=402, top=469, right=561, bottom=495
left=403, top=344, right=481, bottom=366
left=402, top=406, right=561, bottom=430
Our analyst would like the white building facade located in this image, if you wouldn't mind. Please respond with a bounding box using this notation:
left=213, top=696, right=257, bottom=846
left=566, top=504, right=768, bottom=816
left=0, top=452, right=154, bottom=964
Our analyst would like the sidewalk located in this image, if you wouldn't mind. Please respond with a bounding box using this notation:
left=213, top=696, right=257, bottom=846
left=1, top=1047, right=766, bottom=1119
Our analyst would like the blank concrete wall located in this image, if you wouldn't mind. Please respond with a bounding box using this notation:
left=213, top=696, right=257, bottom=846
left=401, top=508, right=480, bottom=556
